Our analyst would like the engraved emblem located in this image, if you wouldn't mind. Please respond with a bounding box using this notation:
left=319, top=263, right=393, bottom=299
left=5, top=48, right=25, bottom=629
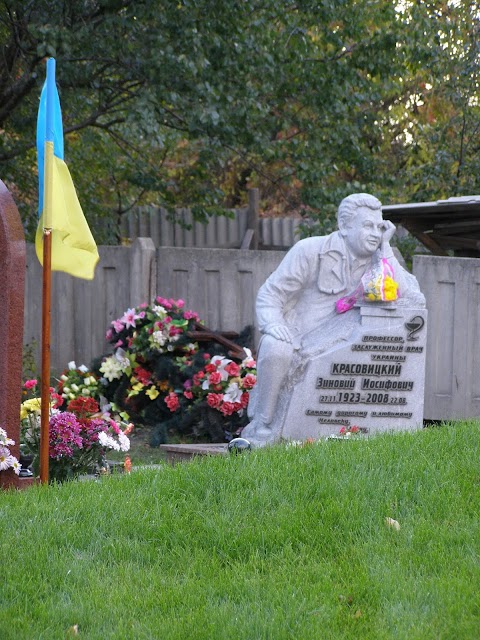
left=405, top=315, right=425, bottom=341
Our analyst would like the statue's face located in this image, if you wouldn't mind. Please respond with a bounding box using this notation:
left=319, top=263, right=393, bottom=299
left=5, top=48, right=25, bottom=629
left=343, top=206, right=386, bottom=258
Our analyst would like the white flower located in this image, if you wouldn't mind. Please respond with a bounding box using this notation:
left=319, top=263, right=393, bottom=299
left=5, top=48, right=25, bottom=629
left=242, top=348, right=256, bottom=368
left=99, top=356, right=124, bottom=382
left=82, top=388, right=91, bottom=396
left=68, top=361, right=77, bottom=370
left=211, top=356, right=232, bottom=381
left=61, top=374, right=68, bottom=381
left=71, top=384, right=79, bottom=393
left=223, top=381, right=242, bottom=403
left=118, top=432, right=130, bottom=452
left=152, top=305, right=167, bottom=318
left=11, top=458, right=21, bottom=475
left=78, top=365, right=89, bottom=373
left=98, top=431, right=120, bottom=451
left=114, top=348, right=130, bottom=370
left=151, top=330, right=166, bottom=347
left=0, top=452, right=16, bottom=471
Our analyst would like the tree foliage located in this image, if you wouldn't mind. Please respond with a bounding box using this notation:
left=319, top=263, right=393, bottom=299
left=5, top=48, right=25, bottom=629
left=1, top=0, right=479, bottom=242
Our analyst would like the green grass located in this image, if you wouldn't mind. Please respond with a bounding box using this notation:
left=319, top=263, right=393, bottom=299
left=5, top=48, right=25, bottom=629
left=1, top=422, right=479, bottom=639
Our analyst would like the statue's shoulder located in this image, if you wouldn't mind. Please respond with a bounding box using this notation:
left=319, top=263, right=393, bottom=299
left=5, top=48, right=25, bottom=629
left=289, top=233, right=334, bottom=256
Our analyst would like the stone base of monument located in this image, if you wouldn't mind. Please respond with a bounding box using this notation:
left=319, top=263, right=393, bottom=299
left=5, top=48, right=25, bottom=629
left=0, top=469, right=37, bottom=490
left=160, top=443, right=228, bottom=465
left=275, top=305, right=428, bottom=443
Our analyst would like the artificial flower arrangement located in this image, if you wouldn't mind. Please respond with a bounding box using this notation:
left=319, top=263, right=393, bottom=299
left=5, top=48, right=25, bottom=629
left=327, top=425, right=369, bottom=440
left=0, top=427, right=21, bottom=475
left=336, top=256, right=399, bottom=314
left=34, top=297, right=255, bottom=449
left=57, top=361, right=100, bottom=402
left=362, top=257, right=398, bottom=302
left=20, top=378, right=132, bottom=482
left=185, top=350, right=256, bottom=418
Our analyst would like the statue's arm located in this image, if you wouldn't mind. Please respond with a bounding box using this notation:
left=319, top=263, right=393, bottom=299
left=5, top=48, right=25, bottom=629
left=380, top=228, right=426, bottom=308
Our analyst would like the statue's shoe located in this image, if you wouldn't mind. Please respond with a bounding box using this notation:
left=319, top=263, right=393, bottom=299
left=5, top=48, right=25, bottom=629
left=241, top=420, right=278, bottom=448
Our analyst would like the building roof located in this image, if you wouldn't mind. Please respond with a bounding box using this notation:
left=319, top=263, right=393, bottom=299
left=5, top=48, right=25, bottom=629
left=382, top=195, right=480, bottom=256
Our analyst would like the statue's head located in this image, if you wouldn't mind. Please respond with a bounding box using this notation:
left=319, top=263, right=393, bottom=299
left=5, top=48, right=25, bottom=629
left=337, top=193, right=387, bottom=258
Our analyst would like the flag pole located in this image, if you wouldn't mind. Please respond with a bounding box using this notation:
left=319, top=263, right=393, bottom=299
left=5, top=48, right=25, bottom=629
left=39, top=58, right=56, bottom=484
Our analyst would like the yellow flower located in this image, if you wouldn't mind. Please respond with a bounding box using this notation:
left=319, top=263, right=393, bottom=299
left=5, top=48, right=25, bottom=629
left=158, top=380, right=170, bottom=391
left=127, top=382, right=144, bottom=398
left=146, top=386, right=160, bottom=400
left=384, top=275, right=399, bottom=301
left=20, top=398, right=42, bottom=419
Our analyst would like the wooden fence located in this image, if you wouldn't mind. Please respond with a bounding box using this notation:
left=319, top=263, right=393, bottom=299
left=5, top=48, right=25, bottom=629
left=24, top=240, right=287, bottom=374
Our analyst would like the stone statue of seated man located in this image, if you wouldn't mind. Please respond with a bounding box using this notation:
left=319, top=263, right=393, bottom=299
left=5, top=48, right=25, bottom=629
left=241, top=193, right=426, bottom=447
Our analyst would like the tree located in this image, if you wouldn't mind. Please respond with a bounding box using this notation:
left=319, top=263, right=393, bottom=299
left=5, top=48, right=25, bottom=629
left=2, top=1, right=480, bottom=242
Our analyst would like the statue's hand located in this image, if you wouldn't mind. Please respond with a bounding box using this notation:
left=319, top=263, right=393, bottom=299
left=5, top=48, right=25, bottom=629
left=266, top=323, right=293, bottom=343
left=381, top=219, right=396, bottom=247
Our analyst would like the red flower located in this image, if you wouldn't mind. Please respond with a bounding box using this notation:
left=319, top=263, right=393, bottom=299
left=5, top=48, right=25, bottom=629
left=242, top=373, right=257, bottom=389
left=350, top=426, right=360, bottom=433
left=220, top=402, right=237, bottom=416
left=134, top=366, right=151, bottom=385
left=339, top=426, right=347, bottom=435
left=67, top=396, right=100, bottom=419
left=165, top=392, right=180, bottom=412
left=207, top=393, right=223, bottom=408
left=205, top=363, right=217, bottom=373
left=225, top=362, right=240, bottom=377
left=209, top=371, right=222, bottom=385
left=184, top=390, right=193, bottom=400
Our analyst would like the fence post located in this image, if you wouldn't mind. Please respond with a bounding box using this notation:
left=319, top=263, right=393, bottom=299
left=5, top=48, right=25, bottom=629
left=244, top=188, right=259, bottom=250
left=130, top=237, right=157, bottom=305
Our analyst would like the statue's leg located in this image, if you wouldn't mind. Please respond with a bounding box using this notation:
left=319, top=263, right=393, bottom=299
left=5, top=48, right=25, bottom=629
left=242, top=336, right=294, bottom=446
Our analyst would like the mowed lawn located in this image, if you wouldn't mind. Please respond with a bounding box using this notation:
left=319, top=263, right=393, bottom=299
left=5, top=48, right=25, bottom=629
left=1, top=422, right=479, bottom=639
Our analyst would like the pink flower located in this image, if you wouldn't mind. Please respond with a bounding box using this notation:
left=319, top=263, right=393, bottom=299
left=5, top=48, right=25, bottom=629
left=184, top=310, right=199, bottom=321
left=112, top=319, right=124, bottom=333
left=205, top=363, right=217, bottom=373
left=193, top=371, right=205, bottom=385
left=225, top=362, right=240, bottom=377
left=207, top=393, right=223, bottom=409
left=176, top=299, right=185, bottom=308
left=350, top=426, right=360, bottom=433
left=184, top=391, right=193, bottom=400
left=122, top=308, right=139, bottom=329
left=220, top=402, right=237, bottom=416
left=209, top=371, right=222, bottom=385
left=339, top=426, right=347, bottom=435
left=242, top=374, right=257, bottom=390
left=24, top=379, right=38, bottom=390
left=165, top=392, right=180, bottom=412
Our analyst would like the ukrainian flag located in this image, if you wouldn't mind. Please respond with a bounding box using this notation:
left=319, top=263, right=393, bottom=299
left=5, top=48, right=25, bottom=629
left=35, top=58, right=99, bottom=280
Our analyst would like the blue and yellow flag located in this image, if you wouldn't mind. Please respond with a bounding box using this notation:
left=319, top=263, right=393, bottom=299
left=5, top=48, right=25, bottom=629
left=35, top=58, right=99, bottom=280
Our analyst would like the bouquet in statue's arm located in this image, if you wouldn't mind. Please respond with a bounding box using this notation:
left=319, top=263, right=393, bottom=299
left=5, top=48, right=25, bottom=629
left=336, top=254, right=399, bottom=313
left=361, top=255, right=399, bottom=302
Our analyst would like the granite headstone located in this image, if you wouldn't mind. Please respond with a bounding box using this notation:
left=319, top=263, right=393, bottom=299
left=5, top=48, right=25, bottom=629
left=242, top=193, right=427, bottom=447
left=0, top=180, right=30, bottom=489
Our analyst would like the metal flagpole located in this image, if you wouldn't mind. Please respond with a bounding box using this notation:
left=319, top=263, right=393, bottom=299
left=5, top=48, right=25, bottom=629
left=39, top=58, right=56, bottom=484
